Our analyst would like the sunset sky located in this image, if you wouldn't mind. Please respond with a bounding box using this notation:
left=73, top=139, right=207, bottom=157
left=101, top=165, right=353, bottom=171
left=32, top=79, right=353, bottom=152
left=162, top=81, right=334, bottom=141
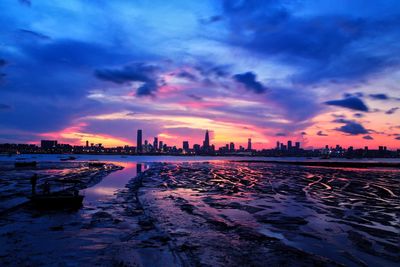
left=0, top=0, right=399, bottom=149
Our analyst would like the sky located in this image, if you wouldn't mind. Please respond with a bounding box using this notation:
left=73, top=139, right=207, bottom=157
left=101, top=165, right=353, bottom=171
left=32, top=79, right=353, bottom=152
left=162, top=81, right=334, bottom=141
left=0, top=0, right=399, bottom=149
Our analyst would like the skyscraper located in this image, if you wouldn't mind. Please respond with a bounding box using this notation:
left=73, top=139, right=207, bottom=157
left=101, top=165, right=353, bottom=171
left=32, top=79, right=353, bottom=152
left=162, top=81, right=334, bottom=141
left=229, top=142, right=235, bottom=151
left=295, top=142, right=300, bottom=150
left=159, top=141, right=163, bottom=152
left=276, top=141, right=280, bottom=150
left=288, top=140, right=292, bottom=151
left=153, top=137, right=158, bottom=151
left=247, top=138, right=252, bottom=150
left=183, top=141, right=189, bottom=152
left=203, top=130, right=210, bottom=149
left=136, top=129, right=143, bottom=153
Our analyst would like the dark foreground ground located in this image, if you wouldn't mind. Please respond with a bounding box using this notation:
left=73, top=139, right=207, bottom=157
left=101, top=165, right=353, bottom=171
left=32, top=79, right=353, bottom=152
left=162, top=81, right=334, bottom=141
left=0, top=161, right=399, bottom=266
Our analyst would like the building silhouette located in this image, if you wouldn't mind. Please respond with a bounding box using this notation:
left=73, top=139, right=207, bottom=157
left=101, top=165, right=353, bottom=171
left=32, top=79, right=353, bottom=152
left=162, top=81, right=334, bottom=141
left=295, top=142, right=300, bottom=150
left=247, top=138, right=252, bottom=150
left=137, top=129, right=143, bottom=153
left=41, top=140, right=57, bottom=149
left=153, top=137, right=158, bottom=151
left=203, top=130, right=210, bottom=150
left=183, top=141, right=189, bottom=152
left=229, top=142, right=235, bottom=151
left=288, top=140, right=292, bottom=151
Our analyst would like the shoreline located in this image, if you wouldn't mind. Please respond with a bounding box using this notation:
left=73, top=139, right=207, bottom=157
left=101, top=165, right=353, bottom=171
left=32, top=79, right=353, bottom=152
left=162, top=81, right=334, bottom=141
left=232, top=160, right=400, bottom=168
left=0, top=161, right=123, bottom=214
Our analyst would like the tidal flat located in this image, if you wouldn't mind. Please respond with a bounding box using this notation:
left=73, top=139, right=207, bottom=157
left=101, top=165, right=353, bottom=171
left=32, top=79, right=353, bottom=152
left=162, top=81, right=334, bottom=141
left=0, top=159, right=399, bottom=266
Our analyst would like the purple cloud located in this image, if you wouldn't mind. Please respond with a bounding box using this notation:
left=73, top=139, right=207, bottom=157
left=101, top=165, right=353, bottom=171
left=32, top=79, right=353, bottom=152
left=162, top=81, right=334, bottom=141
left=233, top=72, right=266, bottom=94
left=325, top=97, right=369, bottom=112
left=336, top=121, right=368, bottom=135
left=363, top=135, right=374, bottom=140
left=317, top=131, right=328, bottom=136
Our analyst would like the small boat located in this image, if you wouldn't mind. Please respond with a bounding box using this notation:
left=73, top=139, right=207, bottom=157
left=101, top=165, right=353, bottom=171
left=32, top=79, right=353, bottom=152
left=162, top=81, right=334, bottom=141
left=15, top=161, right=37, bottom=167
left=29, top=192, right=84, bottom=209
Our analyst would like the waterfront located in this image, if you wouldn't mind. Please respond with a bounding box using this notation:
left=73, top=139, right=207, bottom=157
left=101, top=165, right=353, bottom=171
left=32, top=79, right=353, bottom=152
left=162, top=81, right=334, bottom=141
left=0, top=155, right=399, bottom=266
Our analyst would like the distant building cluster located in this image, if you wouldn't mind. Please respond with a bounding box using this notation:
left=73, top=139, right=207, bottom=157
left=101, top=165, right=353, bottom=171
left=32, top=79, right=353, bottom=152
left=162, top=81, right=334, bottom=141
left=0, top=130, right=399, bottom=158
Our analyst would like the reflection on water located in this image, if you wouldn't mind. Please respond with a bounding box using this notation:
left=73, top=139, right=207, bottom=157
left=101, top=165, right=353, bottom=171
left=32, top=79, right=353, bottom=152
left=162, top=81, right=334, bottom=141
left=84, top=162, right=145, bottom=203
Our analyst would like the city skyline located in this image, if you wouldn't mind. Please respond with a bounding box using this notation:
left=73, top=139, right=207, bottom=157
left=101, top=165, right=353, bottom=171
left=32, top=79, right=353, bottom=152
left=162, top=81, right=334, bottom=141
left=2, top=128, right=398, bottom=152
left=0, top=1, right=400, bottom=149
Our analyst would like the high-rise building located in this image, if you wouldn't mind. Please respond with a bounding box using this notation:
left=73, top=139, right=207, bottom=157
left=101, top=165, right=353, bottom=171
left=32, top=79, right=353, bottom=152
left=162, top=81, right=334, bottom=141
left=41, top=140, right=57, bottom=149
left=193, top=144, right=201, bottom=153
left=203, top=130, right=210, bottom=149
left=247, top=138, right=252, bottom=150
left=276, top=141, right=280, bottom=150
left=288, top=140, right=292, bottom=151
left=295, top=142, right=300, bottom=150
left=86, top=140, right=89, bottom=147
left=229, top=142, right=235, bottom=151
left=153, top=137, right=158, bottom=151
left=137, top=129, right=143, bottom=153
left=183, top=141, right=189, bottom=152
left=159, top=141, right=163, bottom=152
left=280, top=143, right=286, bottom=150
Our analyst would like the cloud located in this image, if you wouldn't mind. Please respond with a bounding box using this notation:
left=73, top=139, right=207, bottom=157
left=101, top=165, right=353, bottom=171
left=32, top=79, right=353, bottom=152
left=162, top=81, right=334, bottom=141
left=335, top=121, right=368, bottom=135
left=369, top=93, right=389, bottom=100
left=233, top=72, right=266, bottom=94
left=187, top=94, right=203, bottom=101
left=386, top=107, right=399, bottom=115
left=0, top=104, right=11, bottom=111
left=275, top=132, right=286, bottom=136
left=19, top=29, right=51, bottom=40
left=200, top=15, right=223, bottom=24
left=353, top=113, right=364, bottom=118
left=396, top=136, right=400, bottom=140
left=265, top=86, right=323, bottom=128
left=0, top=59, right=6, bottom=82
left=363, top=135, right=373, bottom=140
left=95, top=63, right=160, bottom=96
left=176, top=71, right=197, bottom=81
left=95, top=63, right=158, bottom=84
left=325, top=97, right=369, bottom=112
left=222, top=0, right=400, bottom=84
left=317, top=131, right=328, bottom=136
left=18, top=0, right=31, bottom=7
left=136, top=80, right=158, bottom=96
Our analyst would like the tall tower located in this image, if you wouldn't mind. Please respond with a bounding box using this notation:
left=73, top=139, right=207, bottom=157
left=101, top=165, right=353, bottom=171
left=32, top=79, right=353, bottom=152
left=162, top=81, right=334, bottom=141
left=203, top=130, right=210, bottom=149
left=183, top=141, right=189, bottom=152
left=137, top=129, right=143, bottom=153
left=153, top=137, right=158, bottom=151
left=247, top=138, right=252, bottom=150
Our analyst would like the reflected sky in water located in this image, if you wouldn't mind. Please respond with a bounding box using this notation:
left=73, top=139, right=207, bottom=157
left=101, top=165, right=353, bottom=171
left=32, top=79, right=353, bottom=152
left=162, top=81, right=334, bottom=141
left=84, top=162, right=146, bottom=203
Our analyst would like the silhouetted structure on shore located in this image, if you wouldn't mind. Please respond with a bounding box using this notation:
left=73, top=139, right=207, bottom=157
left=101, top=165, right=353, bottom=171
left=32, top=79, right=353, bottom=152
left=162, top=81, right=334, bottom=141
left=0, top=131, right=399, bottom=158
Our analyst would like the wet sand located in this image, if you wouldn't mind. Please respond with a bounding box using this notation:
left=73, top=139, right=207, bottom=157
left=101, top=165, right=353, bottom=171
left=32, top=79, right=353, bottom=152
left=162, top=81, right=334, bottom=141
left=136, top=162, right=399, bottom=267
left=234, top=159, right=400, bottom=168
left=1, top=160, right=399, bottom=266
